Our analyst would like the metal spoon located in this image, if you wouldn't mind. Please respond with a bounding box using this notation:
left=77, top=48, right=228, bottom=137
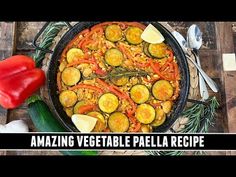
left=187, top=24, right=218, bottom=93
left=187, top=24, right=209, bottom=100
left=172, top=30, right=219, bottom=94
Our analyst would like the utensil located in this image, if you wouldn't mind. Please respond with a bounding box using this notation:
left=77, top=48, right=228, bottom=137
left=172, top=30, right=219, bottom=94
left=187, top=24, right=209, bottom=100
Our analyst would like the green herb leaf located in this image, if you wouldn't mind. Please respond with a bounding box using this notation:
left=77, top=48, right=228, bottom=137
left=147, top=96, right=219, bottom=156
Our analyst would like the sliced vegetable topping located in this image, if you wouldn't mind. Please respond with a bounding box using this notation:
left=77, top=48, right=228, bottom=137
left=87, top=111, right=106, bottom=132
left=98, top=93, right=119, bottom=113
left=152, top=80, right=174, bottom=101
left=110, top=68, right=129, bottom=86
left=59, top=90, right=77, bottom=107
left=58, top=22, right=181, bottom=132
left=65, top=107, right=73, bottom=117
left=141, top=124, right=152, bottom=133
left=66, top=48, right=84, bottom=63
left=61, top=67, right=81, bottom=86
left=125, top=27, right=143, bottom=45
left=162, top=100, right=173, bottom=114
left=108, top=112, right=129, bottom=132
left=105, top=48, right=124, bottom=66
left=143, top=42, right=152, bottom=57
left=130, top=84, right=150, bottom=104
left=73, top=101, right=86, bottom=114
left=135, top=104, right=156, bottom=124
left=105, top=25, right=123, bottom=42
left=148, top=43, right=168, bottom=58
left=151, top=107, right=166, bottom=127
left=111, top=76, right=129, bottom=86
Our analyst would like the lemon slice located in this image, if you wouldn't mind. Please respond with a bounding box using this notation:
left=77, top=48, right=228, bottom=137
left=141, top=24, right=165, bottom=44
left=71, top=114, right=97, bottom=133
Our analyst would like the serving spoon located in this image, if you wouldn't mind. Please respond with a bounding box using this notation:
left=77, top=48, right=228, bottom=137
left=187, top=24, right=209, bottom=100
left=172, top=30, right=219, bottom=94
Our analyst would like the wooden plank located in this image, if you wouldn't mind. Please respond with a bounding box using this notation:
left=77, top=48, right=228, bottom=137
left=216, top=22, right=236, bottom=132
left=216, top=22, right=236, bottom=155
left=0, top=22, right=17, bottom=155
left=16, top=22, right=45, bottom=50
left=7, top=22, right=61, bottom=155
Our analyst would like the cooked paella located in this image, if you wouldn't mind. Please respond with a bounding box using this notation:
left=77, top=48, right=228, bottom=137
left=57, top=22, right=181, bottom=133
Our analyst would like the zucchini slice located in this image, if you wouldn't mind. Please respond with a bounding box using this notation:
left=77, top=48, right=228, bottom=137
left=125, top=27, right=143, bottom=45
left=98, top=93, right=119, bottom=113
left=111, top=76, right=129, bottom=86
left=59, top=90, right=77, bottom=108
left=152, top=80, right=174, bottom=101
left=59, top=61, right=67, bottom=72
left=141, top=124, right=152, bottom=133
left=130, top=84, right=150, bottom=104
left=87, top=111, right=106, bottom=132
left=162, top=100, right=173, bottom=114
left=65, top=107, right=73, bottom=117
left=135, top=104, right=156, bottom=124
left=105, top=48, right=124, bottom=66
left=151, top=108, right=166, bottom=127
left=108, top=112, right=129, bottom=132
left=73, top=101, right=86, bottom=114
left=61, top=67, right=81, bottom=86
left=110, top=68, right=129, bottom=86
left=105, top=25, right=123, bottom=42
left=143, top=42, right=152, bottom=57
left=148, top=43, right=168, bottom=58
left=66, top=48, right=84, bottom=63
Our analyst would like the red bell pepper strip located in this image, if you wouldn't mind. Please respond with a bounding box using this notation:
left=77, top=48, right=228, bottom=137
left=77, top=104, right=97, bottom=114
left=0, top=68, right=45, bottom=109
left=149, top=59, right=175, bottom=81
left=127, top=113, right=141, bottom=132
left=0, top=55, right=35, bottom=80
left=166, top=50, right=174, bottom=62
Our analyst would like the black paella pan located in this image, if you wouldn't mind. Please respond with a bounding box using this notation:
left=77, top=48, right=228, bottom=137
left=34, top=21, right=190, bottom=132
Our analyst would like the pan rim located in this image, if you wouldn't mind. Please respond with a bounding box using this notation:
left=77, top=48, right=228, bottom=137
left=47, top=21, right=190, bottom=132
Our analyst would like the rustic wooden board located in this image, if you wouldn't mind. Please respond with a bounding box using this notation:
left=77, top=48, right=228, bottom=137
left=7, top=22, right=61, bottom=155
left=0, top=21, right=235, bottom=155
left=170, top=22, right=225, bottom=134
left=0, top=22, right=16, bottom=155
left=16, top=22, right=45, bottom=50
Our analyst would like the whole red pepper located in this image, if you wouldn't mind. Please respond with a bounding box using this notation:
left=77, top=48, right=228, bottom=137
left=0, top=55, right=35, bottom=80
left=0, top=68, right=45, bottom=109
left=0, top=55, right=45, bottom=109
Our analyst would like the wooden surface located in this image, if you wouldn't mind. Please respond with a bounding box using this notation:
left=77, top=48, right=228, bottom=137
left=0, top=22, right=236, bottom=155
left=0, top=22, right=16, bottom=155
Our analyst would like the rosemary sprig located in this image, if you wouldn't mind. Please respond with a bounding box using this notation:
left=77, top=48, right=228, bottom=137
left=147, top=96, right=219, bottom=156
left=85, top=70, right=149, bottom=80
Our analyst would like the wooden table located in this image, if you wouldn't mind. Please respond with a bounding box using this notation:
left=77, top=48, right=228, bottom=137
left=0, top=22, right=236, bottom=155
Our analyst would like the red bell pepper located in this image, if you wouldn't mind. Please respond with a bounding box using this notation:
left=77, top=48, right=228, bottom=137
left=0, top=55, right=35, bottom=80
left=0, top=55, right=45, bottom=109
left=0, top=68, right=45, bottom=109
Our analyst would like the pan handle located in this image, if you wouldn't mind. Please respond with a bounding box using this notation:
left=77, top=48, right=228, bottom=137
left=33, top=21, right=73, bottom=53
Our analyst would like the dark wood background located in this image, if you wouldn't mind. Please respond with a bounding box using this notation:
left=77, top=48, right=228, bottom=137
left=0, top=22, right=236, bottom=155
